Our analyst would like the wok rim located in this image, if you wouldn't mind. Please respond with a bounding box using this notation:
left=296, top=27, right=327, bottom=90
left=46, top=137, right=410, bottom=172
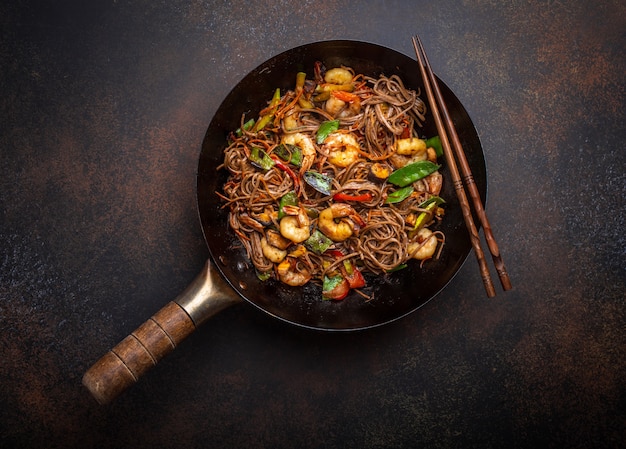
left=196, top=40, right=487, bottom=332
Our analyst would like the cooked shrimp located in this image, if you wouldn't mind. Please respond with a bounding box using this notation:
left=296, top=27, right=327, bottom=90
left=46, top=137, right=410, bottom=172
left=323, top=132, right=360, bottom=168
left=279, top=205, right=311, bottom=243
left=408, top=228, right=438, bottom=260
left=427, top=146, right=438, bottom=163
left=281, top=132, right=316, bottom=172
left=277, top=257, right=311, bottom=286
left=324, top=67, right=353, bottom=85
left=325, top=90, right=361, bottom=118
left=425, top=171, right=443, bottom=195
left=318, top=203, right=365, bottom=242
left=261, top=236, right=287, bottom=263
left=265, top=228, right=291, bottom=250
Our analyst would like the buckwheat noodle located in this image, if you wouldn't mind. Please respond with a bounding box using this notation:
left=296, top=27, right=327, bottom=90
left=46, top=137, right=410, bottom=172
left=218, top=63, right=445, bottom=296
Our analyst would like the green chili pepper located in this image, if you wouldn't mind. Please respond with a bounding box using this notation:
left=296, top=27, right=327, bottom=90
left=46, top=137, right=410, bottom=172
left=385, top=186, right=414, bottom=204
left=425, top=135, right=443, bottom=157
left=303, top=170, right=333, bottom=196
left=388, top=160, right=440, bottom=187
left=256, top=270, right=272, bottom=281
left=253, top=88, right=281, bottom=132
left=249, top=146, right=275, bottom=170
left=274, top=143, right=303, bottom=167
left=278, top=191, right=298, bottom=219
left=304, top=229, right=333, bottom=254
left=316, top=120, right=340, bottom=144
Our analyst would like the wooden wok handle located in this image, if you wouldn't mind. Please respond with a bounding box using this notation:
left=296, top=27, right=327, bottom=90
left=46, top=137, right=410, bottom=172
left=82, top=301, right=195, bottom=405
left=82, top=260, right=242, bottom=404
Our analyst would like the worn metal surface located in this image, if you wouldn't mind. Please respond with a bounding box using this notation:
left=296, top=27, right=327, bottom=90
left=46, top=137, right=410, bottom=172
left=1, top=1, right=624, bottom=448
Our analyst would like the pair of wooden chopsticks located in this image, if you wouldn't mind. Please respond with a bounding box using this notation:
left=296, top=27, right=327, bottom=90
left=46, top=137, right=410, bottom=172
left=412, top=35, right=512, bottom=297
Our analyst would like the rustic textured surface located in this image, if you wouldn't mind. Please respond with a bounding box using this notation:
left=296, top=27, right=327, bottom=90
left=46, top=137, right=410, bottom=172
left=1, top=1, right=624, bottom=448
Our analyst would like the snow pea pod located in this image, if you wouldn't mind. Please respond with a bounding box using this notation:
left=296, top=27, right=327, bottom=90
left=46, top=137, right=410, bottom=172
left=316, top=120, right=339, bottom=144
left=388, top=161, right=440, bottom=187
left=385, top=186, right=414, bottom=204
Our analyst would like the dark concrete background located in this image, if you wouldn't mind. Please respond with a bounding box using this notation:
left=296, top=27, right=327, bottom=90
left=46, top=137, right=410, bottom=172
left=1, top=1, right=624, bottom=448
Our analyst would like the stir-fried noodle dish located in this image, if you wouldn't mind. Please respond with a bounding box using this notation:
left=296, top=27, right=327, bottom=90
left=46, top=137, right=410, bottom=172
left=218, top=62, right=446, bottom=301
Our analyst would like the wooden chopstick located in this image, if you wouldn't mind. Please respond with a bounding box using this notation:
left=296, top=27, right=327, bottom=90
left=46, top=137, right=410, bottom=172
left=412, top=35, right=512, bottom=296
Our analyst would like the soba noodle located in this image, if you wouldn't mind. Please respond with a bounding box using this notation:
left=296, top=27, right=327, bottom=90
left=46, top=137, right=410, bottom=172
left=218, top=63, right=446, bottom=299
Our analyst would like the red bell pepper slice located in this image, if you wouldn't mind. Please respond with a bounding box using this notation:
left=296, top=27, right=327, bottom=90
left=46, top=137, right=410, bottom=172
left=326, top=249, right=366, bottom=289
left=332, top=192, right=373, bottom=202
left=271, top=155, right=300, bottom=192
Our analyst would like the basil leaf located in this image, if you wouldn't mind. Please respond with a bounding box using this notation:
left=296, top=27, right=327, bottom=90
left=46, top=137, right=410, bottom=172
left=303, top=171, right=333, bottom=196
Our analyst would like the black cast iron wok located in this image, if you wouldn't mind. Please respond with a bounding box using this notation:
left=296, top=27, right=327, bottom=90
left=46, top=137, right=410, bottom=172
left=82, top=40, right=487, bottom=404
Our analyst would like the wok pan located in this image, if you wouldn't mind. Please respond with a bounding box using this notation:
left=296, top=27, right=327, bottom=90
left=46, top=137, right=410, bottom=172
left=82, top=40, right=487, bottom=404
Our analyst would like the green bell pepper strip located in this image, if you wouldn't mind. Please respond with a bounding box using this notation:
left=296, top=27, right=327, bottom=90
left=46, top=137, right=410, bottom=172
left=327, top=249, right=366, bottom=289
left=274, top=143, right=303, bottom=167
left=385, top=186, right=414, bottom=204
left=303, top=171, right=333, bottom=196
left=253, top=88, right=281, bottom=132
left=249, top=146, right=275, bottom=170
left=425, top=135, right=443, bottom=157
left=387, top=160, right=440, bottom=187
left=278, top=191, right=298, bottom=219
left=304, top=229, right=334, bottom=254
left=316, top=120, right=339, bottom=144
